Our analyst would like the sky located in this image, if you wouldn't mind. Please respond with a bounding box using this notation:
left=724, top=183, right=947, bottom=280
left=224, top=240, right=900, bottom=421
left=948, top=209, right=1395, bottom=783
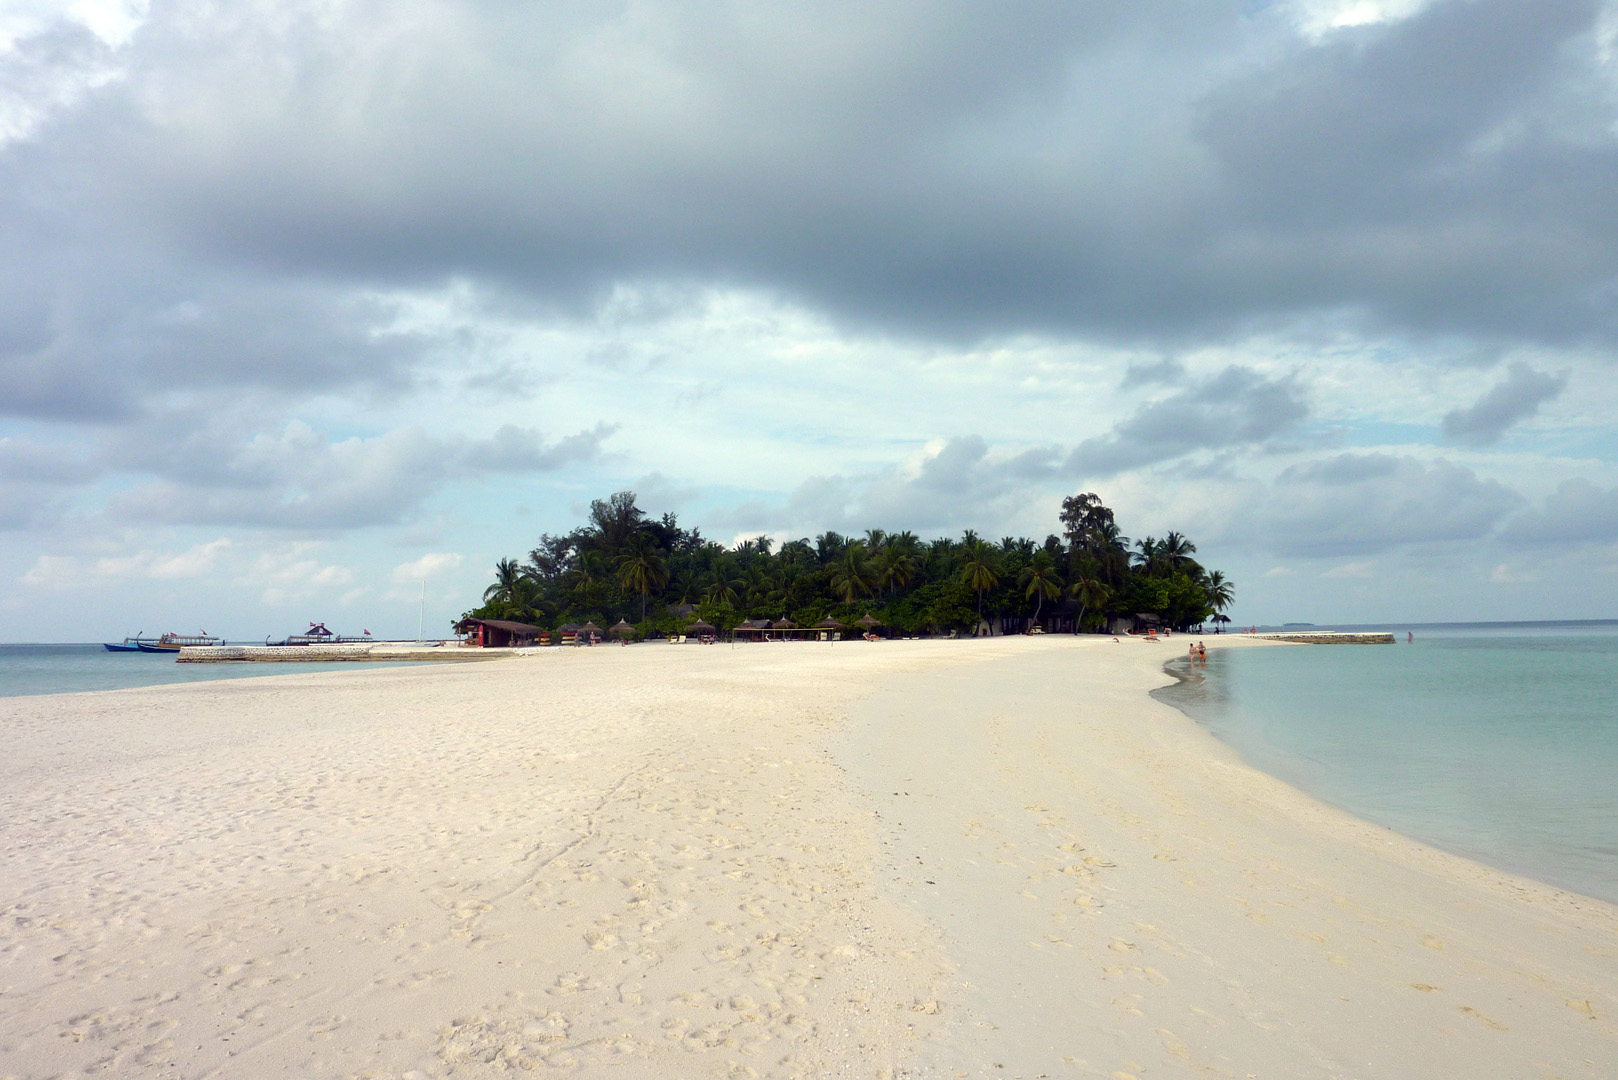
left=3, top=0, right=1618, bottom=641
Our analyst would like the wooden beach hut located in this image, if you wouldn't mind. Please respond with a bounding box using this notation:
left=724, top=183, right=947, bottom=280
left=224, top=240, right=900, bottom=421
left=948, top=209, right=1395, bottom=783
left=455, top=618, right=543, bottom=648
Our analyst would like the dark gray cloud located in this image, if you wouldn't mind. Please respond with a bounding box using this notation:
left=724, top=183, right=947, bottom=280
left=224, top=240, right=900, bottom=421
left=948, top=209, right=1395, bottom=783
left=1441, top=362, right=1569, bottom=445
left=0, top=0, right=1611, bottom=400
left=112, top=421, right=614, bottom=529
left=1498, top=478, right=1618, bottom=546
left=721, top=434, right=1052, bottom=536
left=0, top=415, right=613, bottom=531
left=1120, top=358, right=1186, bottom=389
left=1067, top=366, right=1308, bottom=477
left=1254, top=453, right=1524, bottom=557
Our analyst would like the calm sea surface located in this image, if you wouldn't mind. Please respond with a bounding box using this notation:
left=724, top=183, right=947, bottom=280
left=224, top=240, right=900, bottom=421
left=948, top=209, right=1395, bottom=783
left=1155, top=622, right=1618, bottom=904
left=0, top=644, right=431, bottom=698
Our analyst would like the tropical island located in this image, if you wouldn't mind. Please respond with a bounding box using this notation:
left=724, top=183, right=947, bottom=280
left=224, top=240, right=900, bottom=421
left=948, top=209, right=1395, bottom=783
left=464, top=491, right=1234, bottom=638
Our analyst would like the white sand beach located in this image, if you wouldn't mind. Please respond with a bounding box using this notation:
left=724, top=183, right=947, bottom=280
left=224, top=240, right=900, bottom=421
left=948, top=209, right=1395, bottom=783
left=2, top=637, right=1614, bottom=1078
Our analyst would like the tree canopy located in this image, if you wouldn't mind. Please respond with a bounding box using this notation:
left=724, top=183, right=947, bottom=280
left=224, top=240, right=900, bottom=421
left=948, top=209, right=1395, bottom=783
left=464, top=491, right=1233, bottom=637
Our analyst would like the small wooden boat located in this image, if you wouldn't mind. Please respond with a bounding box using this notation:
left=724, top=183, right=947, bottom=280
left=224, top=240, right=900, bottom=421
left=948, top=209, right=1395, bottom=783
left=266, top=622, right=374, bottom=646
left=137, top=632, right=222, bottom=653
left=104, top=634, right=158, bottom=652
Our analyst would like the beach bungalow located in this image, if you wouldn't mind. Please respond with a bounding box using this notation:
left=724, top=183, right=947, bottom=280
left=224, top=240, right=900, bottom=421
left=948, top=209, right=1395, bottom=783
left=455, top=617, right=543, bottom=647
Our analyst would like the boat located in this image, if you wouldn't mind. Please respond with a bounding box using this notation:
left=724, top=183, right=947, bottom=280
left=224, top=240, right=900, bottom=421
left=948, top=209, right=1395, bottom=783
left=104, top=634, right=159, bottom=652
left=266, top=622, right=375, bottom=646
left=137, top=631, right=222, bottom=653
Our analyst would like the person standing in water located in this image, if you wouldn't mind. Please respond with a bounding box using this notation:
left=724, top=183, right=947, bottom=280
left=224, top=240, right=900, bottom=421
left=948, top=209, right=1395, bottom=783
left=1408, top=631, right=1414, bottom=644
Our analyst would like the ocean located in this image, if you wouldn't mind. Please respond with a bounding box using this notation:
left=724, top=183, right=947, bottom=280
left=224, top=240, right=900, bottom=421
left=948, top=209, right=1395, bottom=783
left=1156, top=621, right=1618, bottom=905
left=0, top=643, right=431, bottom=699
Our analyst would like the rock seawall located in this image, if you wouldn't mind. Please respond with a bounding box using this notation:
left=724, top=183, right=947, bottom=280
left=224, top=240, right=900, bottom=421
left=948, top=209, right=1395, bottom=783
left=177, top=644, right=507, bottom=663
left=1256, top=632, right=1395, bottom=644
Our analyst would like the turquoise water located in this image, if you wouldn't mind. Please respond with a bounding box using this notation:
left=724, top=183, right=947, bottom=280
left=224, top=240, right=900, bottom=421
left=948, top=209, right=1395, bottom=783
left=0, top=644, right=433, bottom=699
left=1155, top=623, right=1618, bottom=904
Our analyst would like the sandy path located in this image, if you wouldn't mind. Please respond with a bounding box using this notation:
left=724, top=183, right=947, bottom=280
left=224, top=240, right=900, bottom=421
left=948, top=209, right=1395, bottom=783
left=845, top=637, right=1618, bottom=1078
left=2, top=636, right=1615, bottom=1079
left=0, top=643, right=969, bottom=1078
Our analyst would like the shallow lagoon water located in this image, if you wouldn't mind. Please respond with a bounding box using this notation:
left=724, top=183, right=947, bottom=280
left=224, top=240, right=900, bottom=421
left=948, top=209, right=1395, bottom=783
left=1156, top=623, right=1618, bottom=904
left=0, top=643, right=436, bottom=698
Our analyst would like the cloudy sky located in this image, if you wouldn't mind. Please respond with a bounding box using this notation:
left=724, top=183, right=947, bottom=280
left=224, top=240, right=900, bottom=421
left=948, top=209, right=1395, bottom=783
left=4, top=0, right=1617, bottom=640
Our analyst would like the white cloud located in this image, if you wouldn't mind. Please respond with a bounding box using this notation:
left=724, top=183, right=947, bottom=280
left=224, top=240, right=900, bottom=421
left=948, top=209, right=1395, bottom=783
left=1287, top=0, right=1435, bottom=38
left=392, top=552, right=464, bottom=581
left=248, top=547, right=356, bottom=607
left=1489, top=562, right=1537, bottom=584
left=1322, top=561, right=1375, bottom=579
left=19, top=554, right=78, bottom=588
left=17, top=538, right=230, bottom=588
left=1253, top=454, right=1525, bottom=558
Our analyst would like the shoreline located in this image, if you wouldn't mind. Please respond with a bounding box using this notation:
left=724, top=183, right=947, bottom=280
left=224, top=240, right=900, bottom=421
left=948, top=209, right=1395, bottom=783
left=843, top=636, right=1618, bottom=1075
left=1, top=638, right=1613, bottom=1077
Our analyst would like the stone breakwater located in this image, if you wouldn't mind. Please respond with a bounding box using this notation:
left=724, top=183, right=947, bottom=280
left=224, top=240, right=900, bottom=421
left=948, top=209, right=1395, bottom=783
left=1256, top=631, right=1396, bottom=644
left=176, top=643, right=507, bottom=663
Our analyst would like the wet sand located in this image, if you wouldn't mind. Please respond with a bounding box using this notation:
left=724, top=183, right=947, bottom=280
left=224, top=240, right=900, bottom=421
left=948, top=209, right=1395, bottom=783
left=1, top=637, right=1613, bottom=1078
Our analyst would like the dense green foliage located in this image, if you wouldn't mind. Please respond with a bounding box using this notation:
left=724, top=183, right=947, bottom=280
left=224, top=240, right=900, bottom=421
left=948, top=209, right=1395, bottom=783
left=464, top=491, right=1234, bottom=637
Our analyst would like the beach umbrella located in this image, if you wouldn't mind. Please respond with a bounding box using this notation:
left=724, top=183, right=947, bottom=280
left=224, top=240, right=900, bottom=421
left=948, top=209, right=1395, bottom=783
left=856, top=613, right=883, bottom=629
left=687, top=619, right=716, bottom=634
left=816, top=617, right=846, bottom=629
left=610, top=619, right=635, bottom=637
left=580, top=621, right=603, bottom=632
left=772, top=618, right=797, bottom=629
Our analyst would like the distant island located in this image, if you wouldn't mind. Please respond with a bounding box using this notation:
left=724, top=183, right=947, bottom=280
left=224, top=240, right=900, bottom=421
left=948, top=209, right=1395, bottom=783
left=464, top=491, right=1235, bottom=638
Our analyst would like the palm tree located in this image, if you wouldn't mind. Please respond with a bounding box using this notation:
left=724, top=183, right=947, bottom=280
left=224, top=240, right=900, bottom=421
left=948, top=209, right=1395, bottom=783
left=815, top=531, right=846, bottom=565
left=567, top=550, right=607, bottom=602
left=829, top=541, right=876, bottom=604
left=700, top=560, right=743, bottom=608
left=1205, top=570, right=1234, bottom=624
left=873, top=539, right=917, bottom=597
left=616, top=531, right=669, bottom=620
left=1019, top=550, right=1063, bottom=626
left=742, top=564, right=772, bottom=613
left=959, top=538, right=1000, bottom=627
left=483, top=558, right=524, bottom=603
left=1161, top=531, right=1198, bottom=572
left=1070, top=558, right=1111, bottom=633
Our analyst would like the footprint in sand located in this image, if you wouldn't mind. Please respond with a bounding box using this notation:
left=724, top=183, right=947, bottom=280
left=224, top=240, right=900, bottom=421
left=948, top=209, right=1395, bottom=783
left=1459, top=1005, right=1507, bottom=1031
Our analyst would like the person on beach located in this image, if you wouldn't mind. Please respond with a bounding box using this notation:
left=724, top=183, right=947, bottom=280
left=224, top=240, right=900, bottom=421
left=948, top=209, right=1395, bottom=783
left=1408, top=631, right=1414, bottom=643
left=1197, top=641, right=1207, bottom=663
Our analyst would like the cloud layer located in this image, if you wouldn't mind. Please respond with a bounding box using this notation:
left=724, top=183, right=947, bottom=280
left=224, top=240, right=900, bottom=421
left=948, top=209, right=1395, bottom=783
left=2, top=0, right=1616, bottom=635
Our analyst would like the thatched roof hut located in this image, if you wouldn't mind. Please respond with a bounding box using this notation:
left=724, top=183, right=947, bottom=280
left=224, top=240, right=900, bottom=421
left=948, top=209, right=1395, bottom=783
left=610, top=619, right=635, bottom=637
left=816, top=617, right=846, bottom=629
left=687, top=619, right=716, bottom=635
left=856, top=613, right=883, bottom=628
left=772, top=618, right=797, bottom=629
left=455, top=618, right=542, bottom=647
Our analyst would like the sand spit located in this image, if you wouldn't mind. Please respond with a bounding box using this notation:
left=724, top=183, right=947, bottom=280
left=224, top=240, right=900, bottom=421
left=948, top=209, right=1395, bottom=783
left=1, top=638, right=1614, bottom=1079
left=176, top=644, right=499, bottom=663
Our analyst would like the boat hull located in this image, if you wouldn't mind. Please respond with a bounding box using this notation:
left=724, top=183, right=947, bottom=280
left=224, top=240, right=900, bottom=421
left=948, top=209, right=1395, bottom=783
left=103, top=642, right=144, bottom=652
